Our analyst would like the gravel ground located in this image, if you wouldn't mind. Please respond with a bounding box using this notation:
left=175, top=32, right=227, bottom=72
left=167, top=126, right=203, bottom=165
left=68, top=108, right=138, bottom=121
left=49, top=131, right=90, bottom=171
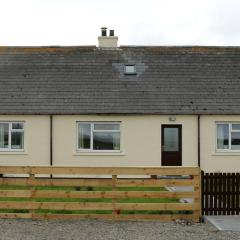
left=0, top=219, right=239, bottom=240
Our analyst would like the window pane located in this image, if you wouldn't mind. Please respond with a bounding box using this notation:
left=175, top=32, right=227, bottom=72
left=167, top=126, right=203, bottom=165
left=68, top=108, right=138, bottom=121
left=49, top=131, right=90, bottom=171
left=232, top=124, right=240, bottom=131
left=125, top=65, right=136, bottom=74
left=12, top=123, right=23, bottom=130
left=93, top=132, right=120, bottom=150
left=231, top=132, right=240, bottom=150
left=0, top=123, right=9, bottom=149
left=94, top=123, right=120, bottom=131
left=217, top=124, right=229, bottom=149
left=11, top=131, right=24, bottom=149
left=78, top=124, right=91, bottom=149
left=163, top=128, right=179, bottom=151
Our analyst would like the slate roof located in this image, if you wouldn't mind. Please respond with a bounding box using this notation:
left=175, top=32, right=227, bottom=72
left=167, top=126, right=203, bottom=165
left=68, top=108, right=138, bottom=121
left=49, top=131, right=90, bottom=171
left=0, top=46, right=240, bottom=115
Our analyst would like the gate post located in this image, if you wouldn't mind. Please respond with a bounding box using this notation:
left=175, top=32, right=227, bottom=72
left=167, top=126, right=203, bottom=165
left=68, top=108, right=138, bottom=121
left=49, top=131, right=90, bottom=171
left=200, top=170, right=205, bottom=222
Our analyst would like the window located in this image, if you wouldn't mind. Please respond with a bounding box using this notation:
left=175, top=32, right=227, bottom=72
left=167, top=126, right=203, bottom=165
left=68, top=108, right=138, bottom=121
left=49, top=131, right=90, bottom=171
left=77, top=122, right=121, bottom=152
left=124, top=65, right=136, bottom=75
left=216, top=123, right=240, bottom=151
left=0, top=122, right=24, bottom=151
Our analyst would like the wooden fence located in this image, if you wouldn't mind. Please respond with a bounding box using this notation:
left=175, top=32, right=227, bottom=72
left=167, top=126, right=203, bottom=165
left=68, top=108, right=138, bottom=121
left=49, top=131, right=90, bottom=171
left=0, top=166, right=201, bottom=221
left=202, top=172, right=240, bottom=215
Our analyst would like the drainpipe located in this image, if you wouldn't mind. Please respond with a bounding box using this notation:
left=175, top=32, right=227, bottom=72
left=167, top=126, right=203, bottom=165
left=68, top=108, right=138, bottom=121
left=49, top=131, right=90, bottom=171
left=50, top=115, right=53, bottom=178
left=198, top=115, right=201, bottom=167
left=198, top=115, right=204, bottom=223
left=50, top=115, right=53, bottom=166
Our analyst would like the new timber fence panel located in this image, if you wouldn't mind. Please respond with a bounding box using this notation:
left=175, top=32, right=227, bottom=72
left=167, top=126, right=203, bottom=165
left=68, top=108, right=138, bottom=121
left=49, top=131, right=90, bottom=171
left=202, top=171, right=240, bottom=216
left=0, top=166, right=201, bottom=222
left=0, top=166, right=200, bottom=175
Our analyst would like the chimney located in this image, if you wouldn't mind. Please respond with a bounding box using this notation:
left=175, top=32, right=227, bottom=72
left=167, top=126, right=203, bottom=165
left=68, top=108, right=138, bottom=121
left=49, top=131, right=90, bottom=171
left=98, top=27, right=118, bottom=48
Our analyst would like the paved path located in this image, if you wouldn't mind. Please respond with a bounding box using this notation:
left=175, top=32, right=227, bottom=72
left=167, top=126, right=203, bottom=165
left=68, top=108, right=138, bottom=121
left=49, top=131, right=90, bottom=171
left=166, top=186, right=194, bottom=203
left=206, top=216, right=240, bottom=231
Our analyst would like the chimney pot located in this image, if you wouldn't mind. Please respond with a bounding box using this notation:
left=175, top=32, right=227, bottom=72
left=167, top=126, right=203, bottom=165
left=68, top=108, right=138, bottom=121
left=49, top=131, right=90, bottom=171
left=101, top=27, right=107, bottom=36
left=109, top=30, right=114, bottom=36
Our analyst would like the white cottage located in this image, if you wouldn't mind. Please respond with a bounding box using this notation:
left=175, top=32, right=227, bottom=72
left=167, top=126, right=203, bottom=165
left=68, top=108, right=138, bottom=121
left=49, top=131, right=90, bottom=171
left=0, top=28, right=240, bottom=172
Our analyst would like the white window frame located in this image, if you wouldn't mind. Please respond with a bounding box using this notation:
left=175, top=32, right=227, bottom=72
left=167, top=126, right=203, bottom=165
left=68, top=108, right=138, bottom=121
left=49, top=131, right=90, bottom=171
left=216, top=122, right=240, bottom=152
left=77, top=122, right=121, bottom=153
left=0, top=121, right=25, bottom=152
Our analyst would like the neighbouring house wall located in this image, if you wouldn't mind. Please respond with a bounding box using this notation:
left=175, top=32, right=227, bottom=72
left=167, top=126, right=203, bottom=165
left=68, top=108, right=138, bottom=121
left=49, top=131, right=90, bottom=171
left=0, top=115, right=50, bottom=166
left=201, top=115, right=240, bottom=172
left=53, top=115, right=198, bottom=167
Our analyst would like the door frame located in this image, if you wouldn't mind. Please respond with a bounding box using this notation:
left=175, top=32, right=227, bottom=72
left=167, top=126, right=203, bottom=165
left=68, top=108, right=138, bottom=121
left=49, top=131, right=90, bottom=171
left=161, top=124, right=182, bottom=166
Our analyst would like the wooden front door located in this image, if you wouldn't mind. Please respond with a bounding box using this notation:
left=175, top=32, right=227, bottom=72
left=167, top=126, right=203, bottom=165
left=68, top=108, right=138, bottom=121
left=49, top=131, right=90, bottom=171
left=161, top=125, right=182, bottom=166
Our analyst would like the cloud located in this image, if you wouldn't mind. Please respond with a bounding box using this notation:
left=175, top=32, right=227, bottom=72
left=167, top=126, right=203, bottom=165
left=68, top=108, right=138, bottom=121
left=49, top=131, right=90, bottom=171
left=0, top=0, right=239, bottom=45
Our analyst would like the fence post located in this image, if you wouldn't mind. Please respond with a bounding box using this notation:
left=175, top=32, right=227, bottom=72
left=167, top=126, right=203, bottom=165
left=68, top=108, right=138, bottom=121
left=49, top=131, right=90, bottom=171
left=195, top=168, right=201, bottom=222
left=198, top=169, right=204, bottom=222
left=112, top=175, right=118, bottom=218
left=29, top=173, right=35, bottom=216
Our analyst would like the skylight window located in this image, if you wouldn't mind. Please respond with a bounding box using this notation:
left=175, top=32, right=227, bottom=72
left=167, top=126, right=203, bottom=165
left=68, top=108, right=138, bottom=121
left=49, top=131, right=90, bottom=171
left=124, top=65, right=136, bottom=75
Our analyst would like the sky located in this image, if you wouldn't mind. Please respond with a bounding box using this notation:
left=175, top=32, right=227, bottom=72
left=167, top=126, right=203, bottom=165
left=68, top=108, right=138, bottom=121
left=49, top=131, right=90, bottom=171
left=0, top=0, right=240, bottom=46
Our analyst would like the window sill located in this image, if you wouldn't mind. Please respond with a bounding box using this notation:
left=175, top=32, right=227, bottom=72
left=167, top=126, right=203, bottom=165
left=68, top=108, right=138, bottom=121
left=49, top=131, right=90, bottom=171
left=212, top=152, right=240, bottom=156
left=0, top=151, right=28, bottom=155
left=73, top=151, right=125, bottom=156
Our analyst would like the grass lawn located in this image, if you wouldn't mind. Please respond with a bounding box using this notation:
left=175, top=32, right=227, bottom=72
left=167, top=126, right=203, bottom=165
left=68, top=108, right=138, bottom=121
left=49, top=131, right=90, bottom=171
left=0, top=185, right=190, bottom=215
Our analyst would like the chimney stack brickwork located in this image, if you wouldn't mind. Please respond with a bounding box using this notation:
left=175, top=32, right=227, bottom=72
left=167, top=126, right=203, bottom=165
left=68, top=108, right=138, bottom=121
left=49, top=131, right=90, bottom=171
left=98, top=27, right=118, bottom=48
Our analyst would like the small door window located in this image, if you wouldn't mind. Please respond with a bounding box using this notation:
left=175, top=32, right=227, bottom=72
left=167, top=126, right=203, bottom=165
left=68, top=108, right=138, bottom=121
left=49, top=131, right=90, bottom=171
left=163, top=127, right=179, bottom=151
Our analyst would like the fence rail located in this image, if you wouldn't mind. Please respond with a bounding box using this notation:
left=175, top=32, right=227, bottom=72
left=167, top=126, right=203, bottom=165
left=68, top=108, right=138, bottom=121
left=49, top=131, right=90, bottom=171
left=0, top=166, right=201, bottom=221
left=202, top=172, right=240, bottom=215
